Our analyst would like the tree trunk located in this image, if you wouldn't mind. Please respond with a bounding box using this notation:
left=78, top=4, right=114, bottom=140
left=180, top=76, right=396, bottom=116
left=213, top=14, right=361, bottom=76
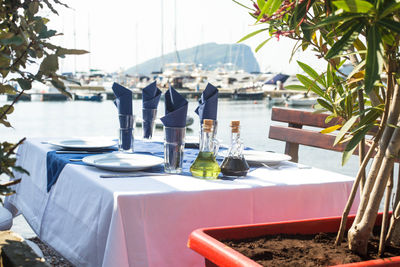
left=348, top=125, right=400, bottom=255
left=353, top=85, right=400, bottom=225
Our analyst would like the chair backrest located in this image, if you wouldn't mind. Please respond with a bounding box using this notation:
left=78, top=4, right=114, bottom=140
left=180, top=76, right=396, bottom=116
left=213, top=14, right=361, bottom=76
left=269, top=107, right=354, bottom=162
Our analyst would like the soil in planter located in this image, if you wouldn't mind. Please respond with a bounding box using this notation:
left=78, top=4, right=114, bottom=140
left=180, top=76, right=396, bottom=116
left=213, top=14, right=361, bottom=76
left=223, top=229, right=400, bottom=267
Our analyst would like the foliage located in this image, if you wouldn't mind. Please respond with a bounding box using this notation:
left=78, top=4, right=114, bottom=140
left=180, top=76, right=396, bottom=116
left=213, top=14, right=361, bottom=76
left=235, top=0, right=400, bottom=257
left=0, top=0, right=87, bottom=197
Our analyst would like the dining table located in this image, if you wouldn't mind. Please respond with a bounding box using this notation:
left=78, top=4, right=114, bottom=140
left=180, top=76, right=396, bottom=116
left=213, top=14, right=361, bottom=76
left=6, top=137, right=359, bottom=267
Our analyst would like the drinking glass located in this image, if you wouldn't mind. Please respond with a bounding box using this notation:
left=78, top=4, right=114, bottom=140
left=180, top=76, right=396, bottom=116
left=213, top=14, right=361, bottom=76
left=118, top=114, right=135, bottom=153
left=142, top=108, right=157, bottom=140
left=164, top=127, right=186, bottom=173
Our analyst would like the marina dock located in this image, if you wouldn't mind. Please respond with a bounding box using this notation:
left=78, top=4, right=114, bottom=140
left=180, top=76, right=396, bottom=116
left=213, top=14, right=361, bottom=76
left=6, top=89, right=305, bottom=102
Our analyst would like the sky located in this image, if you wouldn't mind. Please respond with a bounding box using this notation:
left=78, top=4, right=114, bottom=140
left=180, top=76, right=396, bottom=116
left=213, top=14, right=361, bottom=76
left=46, top=0, right=326, bottom=75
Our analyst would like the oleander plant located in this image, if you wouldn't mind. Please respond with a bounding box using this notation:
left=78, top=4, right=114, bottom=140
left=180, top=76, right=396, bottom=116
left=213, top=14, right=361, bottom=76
left=0, top=0, right=87, bottom=198
left=236, top=0, right=400, bottom=256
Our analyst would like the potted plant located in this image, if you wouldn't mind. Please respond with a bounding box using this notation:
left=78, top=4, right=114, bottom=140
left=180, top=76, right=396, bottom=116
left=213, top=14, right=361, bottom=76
left=189, top=0, right=400, bottom=264
left=188, top=213, right=400, bottom=266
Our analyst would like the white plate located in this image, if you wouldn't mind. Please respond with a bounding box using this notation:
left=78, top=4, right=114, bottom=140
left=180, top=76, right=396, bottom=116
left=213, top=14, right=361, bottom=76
left=220, top=150, right=291, bottom=165
left=47, top=138, right=116, bottom=150
left=82, top=152, right=164, bottom=171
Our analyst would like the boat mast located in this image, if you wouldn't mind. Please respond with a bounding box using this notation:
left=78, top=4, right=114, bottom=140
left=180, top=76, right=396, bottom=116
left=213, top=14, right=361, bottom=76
left=160, top=0, right=164, bottom=72
left=88, top=12, right=91, bottom=73
left=73, top=12, right=77, bottom=75
left=136, top=22, right=139, bottom=75
left=174, top=0, right=181, bottom=63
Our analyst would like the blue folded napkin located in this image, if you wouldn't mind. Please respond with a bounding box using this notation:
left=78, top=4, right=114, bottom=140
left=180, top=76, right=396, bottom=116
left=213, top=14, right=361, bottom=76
left=112, top=82, right=133, bottom=150
left=195, top=83, right=218, bottom=122
left=160, top=86, right=188, bottom=128
left=142, top=81, right=161, bottom=109
left=142, top=81, right=161, bottom=138
left=112, top=82, right=133, bottom=118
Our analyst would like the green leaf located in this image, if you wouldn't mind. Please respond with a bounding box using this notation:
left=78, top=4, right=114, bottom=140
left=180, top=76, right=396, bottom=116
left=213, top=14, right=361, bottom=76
left=325, top=22, right=364, bottom=59
left=257, top=0, right=265, bottom=10
left=0, top=36, right=24, bottom=46
left=342, top=126, right=371, bottom=165
left=38, top=29, right=57, bottom=39
left=285, top=84, right=307, bottom=91
left=28, top=1, right=39, bottom=14
left=0, top=84, right=16, bottom=94
left=326, top=64, right=333, bottom=87
left=353, top=107, right=382, bottom=132
left=0, top=105, right=14, bottom=115
left=255, top=39, right=270, bottom=53
left=297, top=61, right=326, bottom=87
left=0, top=119, right=11, bottom=128
left=39, top=55, right=59, bottom=73
left=290, top=0, right=315, bottom=28
left=378, top=19, right=400, bottom=34
left=16, top=79, right=32, bottom=90
left=317, top=98, right=334, bottom=112
left=56, top=48, right=89, bottom=55
left=334, top=115, right=359, bottom=146
left=237, top=28, right=267, bottom=43
left=309, top=13, right=366, bottom=29
left=364, top=25, right=383, bottom=94
left=265, top=0, right=282, bottom=16
left=333, top=0, right=375, bottom=13
left=296, top=74, right=325, bottom=97
left=379, top=2, right=400, bottom=19
left=232, top=0, right=254, bottom=11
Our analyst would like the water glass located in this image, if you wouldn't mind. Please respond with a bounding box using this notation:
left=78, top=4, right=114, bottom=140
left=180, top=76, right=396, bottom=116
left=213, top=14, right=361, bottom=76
left=118, top=114, right=135, bottom=153
left=164, top=127, right=186, bottom=173
left=142, top=108, right=157, bottom=140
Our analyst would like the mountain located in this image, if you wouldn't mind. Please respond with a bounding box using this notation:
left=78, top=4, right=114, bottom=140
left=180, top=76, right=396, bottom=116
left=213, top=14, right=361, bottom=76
left=125, top=42, right=260, bottom=76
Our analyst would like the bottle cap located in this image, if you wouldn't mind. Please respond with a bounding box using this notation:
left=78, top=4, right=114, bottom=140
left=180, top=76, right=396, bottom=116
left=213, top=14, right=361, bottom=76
left=203, top=119, right=214, bottom=133
left=230, top=120, right=240, bottom=133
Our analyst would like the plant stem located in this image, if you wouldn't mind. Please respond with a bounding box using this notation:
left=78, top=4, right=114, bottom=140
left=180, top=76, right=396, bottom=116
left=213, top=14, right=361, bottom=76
left=5, top=137, right=25, bottom=158
left=379, top=170, right=393, bottom=256
left=335, top=138, right=377, bottom=245
left=0, top=89, right=25, bottom=121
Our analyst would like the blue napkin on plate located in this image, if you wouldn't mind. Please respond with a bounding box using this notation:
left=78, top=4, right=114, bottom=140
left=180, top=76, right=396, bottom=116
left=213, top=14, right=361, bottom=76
left=142, top=81, right=161, bottom=138
left=195, top=83, right=218, bottom=122
left=160, top=86, right=188, bottom=128
left=112, top=82, right=133, bottom=150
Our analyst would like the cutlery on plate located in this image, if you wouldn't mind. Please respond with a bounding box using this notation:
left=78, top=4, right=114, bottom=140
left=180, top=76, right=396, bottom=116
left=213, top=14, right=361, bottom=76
left=100, top=173, right=167, bottom=178
left=56, top=151, right=110, bottom=154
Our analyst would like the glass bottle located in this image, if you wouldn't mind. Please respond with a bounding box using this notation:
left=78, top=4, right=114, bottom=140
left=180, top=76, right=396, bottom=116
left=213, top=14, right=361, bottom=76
left=221, top=121, right=249, bottom=177
left=190, top=119, right=221, bottom=179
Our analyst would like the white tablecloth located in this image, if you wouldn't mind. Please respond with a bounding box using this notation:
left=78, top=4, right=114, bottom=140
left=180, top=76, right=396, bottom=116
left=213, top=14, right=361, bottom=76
left=7, top=138, right=359, bottom=267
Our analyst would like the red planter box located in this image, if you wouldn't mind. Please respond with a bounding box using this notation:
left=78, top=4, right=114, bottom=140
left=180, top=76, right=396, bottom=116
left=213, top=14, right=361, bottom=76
left=188, top=214, right=400, bottom=267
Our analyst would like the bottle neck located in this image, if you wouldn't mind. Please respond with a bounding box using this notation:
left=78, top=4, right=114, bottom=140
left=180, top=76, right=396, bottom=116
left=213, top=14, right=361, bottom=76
left=231, top=132, right=240, bottom=144
left=228, top=130, right=243, bottom=157
left=200, top=130, right=214, bottom=152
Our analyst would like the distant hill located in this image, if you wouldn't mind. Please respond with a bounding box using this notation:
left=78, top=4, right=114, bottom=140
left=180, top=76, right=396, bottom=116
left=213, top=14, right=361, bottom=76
left=125, top=42, right=260, bottom=76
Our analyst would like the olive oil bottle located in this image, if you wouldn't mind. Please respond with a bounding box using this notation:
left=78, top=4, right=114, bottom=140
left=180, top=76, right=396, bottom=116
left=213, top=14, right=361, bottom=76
left=190, top=119, right=221, bottom=179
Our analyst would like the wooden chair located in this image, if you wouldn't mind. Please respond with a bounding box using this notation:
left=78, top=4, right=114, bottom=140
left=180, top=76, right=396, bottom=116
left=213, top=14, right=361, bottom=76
left=268, top=107, right=355, bottom=163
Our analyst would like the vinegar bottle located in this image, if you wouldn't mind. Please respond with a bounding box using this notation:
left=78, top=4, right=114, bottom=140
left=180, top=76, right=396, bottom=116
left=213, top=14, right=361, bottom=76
left=220, top=121, right=249, bottom=177
left=190, top=119, right=221, bottom=179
